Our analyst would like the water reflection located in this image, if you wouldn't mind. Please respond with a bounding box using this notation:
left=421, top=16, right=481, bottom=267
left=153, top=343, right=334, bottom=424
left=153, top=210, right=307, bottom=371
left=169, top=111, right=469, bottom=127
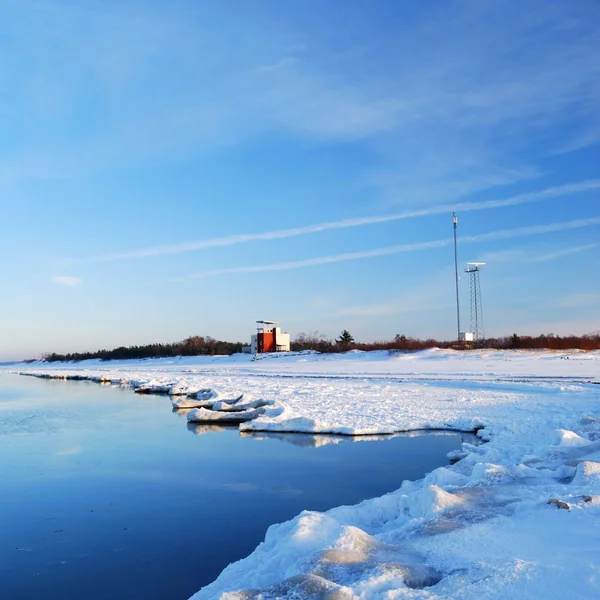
left=172, top=406, right=192, bottom=418
left=187, top=426, right=473, bottom=447
left=239, top=430, right=404, bottom=448
left=186, top=423, right=239, bottom=435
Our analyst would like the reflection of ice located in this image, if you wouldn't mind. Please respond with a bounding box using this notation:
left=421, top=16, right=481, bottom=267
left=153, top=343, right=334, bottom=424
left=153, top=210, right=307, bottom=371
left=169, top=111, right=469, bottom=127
left=172, top=407, right=193, bottom=418
left=185, top=426, right=471, bottom=448
left=186, top=423, right=239, bottom=436
left=240, top=430, right=410, bottom=448
left=239, top=429, right=477, bottom=448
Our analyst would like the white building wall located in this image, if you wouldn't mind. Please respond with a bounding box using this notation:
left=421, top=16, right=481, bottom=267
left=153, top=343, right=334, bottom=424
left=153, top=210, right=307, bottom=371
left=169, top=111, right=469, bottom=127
left=275, top=330, right=290, bottom=351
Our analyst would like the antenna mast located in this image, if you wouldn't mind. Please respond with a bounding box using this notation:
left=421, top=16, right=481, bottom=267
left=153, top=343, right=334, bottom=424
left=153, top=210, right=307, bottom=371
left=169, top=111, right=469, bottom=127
left=453, top=213, right=461, bottom=340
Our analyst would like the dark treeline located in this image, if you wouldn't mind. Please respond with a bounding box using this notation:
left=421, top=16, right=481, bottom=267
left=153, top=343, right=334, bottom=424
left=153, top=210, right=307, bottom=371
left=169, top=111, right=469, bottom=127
left=291, top=331, right=600, bottom=352
left=42, top=332, right=600, bottom=362
left=489, top=333, right=600, bottom=351
left=43, top=336, right=243, bottom=362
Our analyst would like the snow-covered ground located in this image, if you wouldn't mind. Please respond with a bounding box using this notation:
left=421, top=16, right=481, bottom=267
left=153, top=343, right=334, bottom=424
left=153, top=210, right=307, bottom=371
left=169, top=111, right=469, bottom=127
left=9, top=349, right=600, bottom=599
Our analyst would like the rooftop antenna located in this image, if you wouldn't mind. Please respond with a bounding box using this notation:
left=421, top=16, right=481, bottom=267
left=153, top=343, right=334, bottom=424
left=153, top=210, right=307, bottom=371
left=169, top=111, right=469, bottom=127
left=453, top=213, right=461, bottom=340
left=465, top=262, right=486, bottom=341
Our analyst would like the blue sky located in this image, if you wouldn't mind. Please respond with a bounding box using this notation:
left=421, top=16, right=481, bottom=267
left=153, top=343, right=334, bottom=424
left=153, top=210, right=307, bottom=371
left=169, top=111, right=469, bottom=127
left=1, top=0, right=599, bottom=360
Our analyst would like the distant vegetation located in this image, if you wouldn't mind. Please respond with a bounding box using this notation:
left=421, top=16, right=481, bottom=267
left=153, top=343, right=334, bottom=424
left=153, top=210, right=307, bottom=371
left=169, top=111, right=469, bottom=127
left=291, top=331, right=600, bottom=352
left=41, top=331, right=600, bottom=362
left=43, top=336, right=243, bottom=362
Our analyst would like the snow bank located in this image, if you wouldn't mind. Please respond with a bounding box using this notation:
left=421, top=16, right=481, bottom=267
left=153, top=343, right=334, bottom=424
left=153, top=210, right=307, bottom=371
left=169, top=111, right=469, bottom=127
left=13, top=348, right=600, bottom=382
left=194, top=399, right=600, bottom=599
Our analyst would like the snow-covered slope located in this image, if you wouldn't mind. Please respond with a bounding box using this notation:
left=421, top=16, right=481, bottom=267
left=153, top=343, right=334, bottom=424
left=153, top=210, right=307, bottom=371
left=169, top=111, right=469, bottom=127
left=8, top=349, right=600, bottom=599
left=18, top=348, right=600, bottom=382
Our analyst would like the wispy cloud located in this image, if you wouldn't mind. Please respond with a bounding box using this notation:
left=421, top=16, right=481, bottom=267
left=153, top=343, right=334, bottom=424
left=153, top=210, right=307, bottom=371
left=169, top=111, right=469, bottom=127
left=461, top=218, right=600, bottom=245
left=240, top=2, right=600, bottom=206
left=243, top=3, right=600, bottom=145
left=479, top=242, right=600, bottom=264
left=528, top=243, right=600, bottom=263
left=554, top=292, right=600, bottom=309
left=167, top=239, right=450, bottom=282
left=340, top=273, right=453, bottom=318
left=476, top=248, right=527, bottom=263
left=53, top=275, right=81, bottom=287
left=2, top=1, right=599, bottom=195
left=76, top=180, right=600, bottom=264
left=167, top=217, right=600, bottom=282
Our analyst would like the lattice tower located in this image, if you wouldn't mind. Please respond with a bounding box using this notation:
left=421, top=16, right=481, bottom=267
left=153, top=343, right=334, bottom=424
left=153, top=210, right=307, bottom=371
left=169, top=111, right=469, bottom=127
left=465, top=262, right=485, bottom=341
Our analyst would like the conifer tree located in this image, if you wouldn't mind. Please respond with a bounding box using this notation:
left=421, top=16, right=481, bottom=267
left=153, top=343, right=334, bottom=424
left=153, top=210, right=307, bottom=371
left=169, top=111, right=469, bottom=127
left=336, top=330, right=354, bottom=348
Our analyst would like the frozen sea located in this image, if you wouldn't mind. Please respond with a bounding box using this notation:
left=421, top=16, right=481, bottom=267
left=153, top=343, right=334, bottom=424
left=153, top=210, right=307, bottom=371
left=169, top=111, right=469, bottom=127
left=0, top=373, right=469, bottom=600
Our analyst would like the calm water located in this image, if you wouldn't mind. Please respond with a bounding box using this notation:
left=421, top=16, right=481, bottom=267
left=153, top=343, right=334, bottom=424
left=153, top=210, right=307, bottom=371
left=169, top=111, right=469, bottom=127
left=0, top=374, right=473, bottom=600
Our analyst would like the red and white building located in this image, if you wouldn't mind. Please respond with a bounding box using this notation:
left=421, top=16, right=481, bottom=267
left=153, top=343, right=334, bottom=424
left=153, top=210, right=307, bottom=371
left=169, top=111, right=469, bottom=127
left=242, top=321, right=291, bottom=354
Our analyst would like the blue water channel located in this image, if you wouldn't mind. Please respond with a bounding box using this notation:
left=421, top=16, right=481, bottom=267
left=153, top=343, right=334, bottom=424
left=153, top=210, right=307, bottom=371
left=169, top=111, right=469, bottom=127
left=0, top=373, right=474, bottom=600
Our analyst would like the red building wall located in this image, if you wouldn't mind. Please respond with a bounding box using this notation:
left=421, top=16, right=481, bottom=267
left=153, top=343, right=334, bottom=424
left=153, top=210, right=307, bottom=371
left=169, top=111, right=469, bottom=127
left=257, top=331, right=275, bottom=353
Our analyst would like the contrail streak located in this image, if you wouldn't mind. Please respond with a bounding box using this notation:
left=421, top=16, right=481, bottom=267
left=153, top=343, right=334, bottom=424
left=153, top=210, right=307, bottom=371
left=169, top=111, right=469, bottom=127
left=76, top=180, right=600, bottom=263
left=528, top=243, right=600, bottom=263
left=167, top=216, right=600, bottom=281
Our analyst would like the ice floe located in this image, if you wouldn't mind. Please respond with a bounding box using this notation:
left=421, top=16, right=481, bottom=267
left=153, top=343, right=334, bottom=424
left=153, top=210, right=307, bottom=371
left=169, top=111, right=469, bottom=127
left=186, top=406, right=267, bottom=424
